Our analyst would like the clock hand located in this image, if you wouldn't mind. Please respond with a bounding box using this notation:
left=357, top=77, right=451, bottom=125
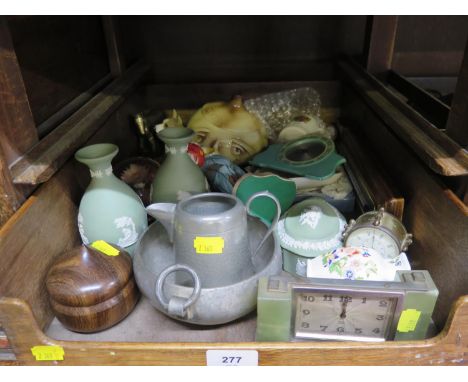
left=340, top=300, right=348, bottom=319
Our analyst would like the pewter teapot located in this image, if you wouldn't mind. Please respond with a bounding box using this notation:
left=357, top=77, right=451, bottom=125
left=146, top=192, right=280, bottom=290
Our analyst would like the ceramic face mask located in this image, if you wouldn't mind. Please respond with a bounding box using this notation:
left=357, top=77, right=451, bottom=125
left=188, top=97, right=268, bottom=164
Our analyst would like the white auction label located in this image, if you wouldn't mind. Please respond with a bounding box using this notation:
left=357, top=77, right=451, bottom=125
left=206, top=350, right=258, bottom=366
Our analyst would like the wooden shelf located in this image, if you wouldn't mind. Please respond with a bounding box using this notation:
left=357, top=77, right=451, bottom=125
left=1, top=295, right=467, bottom=365
left=339, top=59, right=468, bottom=177
left=10, top=62, right=149, bottom=186
left=46, top=297, right=257, bottom=344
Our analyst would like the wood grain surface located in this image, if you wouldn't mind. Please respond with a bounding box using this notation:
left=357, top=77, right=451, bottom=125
left=6, top=16, right=110, bottom=127
left=0, top=88, right=143, bottom=330
left=341, top=84, right=468, bottom=328
left=143, top=81, right=341, bottom=111
left=386, top=70, right=450, bottom=129
left=10, top=62, right=149, bottom=186
left=50, top=279, right=139, bottom=333
left=119, top=16, right=368, bottom=84
left=46, top=244, right=139, bottom=333
left=0, top=296, right=466, bottom=365
left=339, top=59, right=468, bottom=176
left=391, top=16, right=468, bottom=77
left=364, top=16, right=399, bottom=75
left=46, top=245, right=133, bottom=307
left=0, top=16, right=37, bottom=226
left=445, top=38, right=468, bottom=147
left=102, top=16, right=125, bottom=78
left=0, top=144, right=24, bottom=227
left=0, top=162, right=82, bottom=330
left=359, top=65, right=466, bottom=166
left=0, top=16, right=38, bottom=165
left=338, top=126, right=404, bottom=220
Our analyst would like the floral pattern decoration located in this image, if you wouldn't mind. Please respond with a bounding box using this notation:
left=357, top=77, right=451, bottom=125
left=321, top=247, right=378, bottom=280
left=304, top=246, right=413, bottom=281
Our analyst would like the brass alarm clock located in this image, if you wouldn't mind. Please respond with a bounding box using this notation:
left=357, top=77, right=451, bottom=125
left=342, top=208, right=413, bottom=260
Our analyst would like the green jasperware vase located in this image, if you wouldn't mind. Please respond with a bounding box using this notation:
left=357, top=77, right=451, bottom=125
left=151, top=127, right=208, bottom=203
left=75, top=143, right=148, bottom=255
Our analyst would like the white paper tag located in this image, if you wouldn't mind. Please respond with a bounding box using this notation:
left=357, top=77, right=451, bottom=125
left=206, top=350, right=258, bottom=366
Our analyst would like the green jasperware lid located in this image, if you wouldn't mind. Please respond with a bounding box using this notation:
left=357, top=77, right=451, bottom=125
left=276, top=197, right=345, bottom=258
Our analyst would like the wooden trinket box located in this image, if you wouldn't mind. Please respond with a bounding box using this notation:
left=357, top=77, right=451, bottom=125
left=45, top=244, right=140, bottom=333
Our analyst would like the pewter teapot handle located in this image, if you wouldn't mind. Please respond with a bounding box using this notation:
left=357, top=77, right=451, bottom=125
left=245, top=191, right=281, bottom=257
left=155, top=264, right=201, bottom=318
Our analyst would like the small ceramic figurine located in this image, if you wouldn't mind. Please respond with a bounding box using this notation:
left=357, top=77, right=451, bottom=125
left=134, top=113, right=159, bottom=156
left=188, top=96, right=268, bottom=164
left=155, top=109, right=184, bottom=132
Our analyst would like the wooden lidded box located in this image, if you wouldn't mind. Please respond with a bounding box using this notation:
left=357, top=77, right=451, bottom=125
left=45, top=244, right=140, bottom=333
left=0, top=15, right=467, bottom=365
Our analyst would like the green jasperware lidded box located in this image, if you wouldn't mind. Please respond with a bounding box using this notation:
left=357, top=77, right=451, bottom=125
left=275, top=197, right=346, bottom=277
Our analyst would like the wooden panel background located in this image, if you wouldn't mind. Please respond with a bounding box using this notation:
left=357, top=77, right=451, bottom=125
left=6, top=16, right=110, bottom=126
left=445, top=38, right=468, bottom=147
left=142, top=80, right=341, bottom=110
left=118, top=16, right=367, bottom=83
left=392, top=15, right=468, bottom=76
left=340, top=84, right=468, bottom=328
left=0, top=17, right=38, bottom=165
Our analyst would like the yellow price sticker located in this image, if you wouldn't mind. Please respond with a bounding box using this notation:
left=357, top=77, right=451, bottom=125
left=31, top=345, right=65, bottom=361
left=194, top=237, right=224, bottom=254
left=91, top=240, right=120, bottom=257
left=397, top=309, right=421, bottom=333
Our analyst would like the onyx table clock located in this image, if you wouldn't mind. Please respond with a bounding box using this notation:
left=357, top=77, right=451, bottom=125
left=256, top=271, right=438, bottom=342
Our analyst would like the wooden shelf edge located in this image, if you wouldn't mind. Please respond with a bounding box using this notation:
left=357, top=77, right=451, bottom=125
left=9, top=62, right=150, bottom=186
left=338, top=58, right=468, bottom=177
left=337, top=124, right=405, bottom=220
left=0, top=295, right=466, bottom=365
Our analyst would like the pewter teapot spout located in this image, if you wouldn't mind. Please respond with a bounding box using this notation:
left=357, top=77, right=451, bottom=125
left=146, top=203, right=176, bottom=242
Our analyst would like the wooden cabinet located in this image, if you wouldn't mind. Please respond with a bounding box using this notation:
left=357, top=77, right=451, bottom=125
left=0, top=16, right=467, bottom=365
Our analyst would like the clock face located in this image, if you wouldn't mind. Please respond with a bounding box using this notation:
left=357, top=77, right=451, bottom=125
left=293, top=289, right=400, bottom=341
left=345, top=227, right=400, bottom=259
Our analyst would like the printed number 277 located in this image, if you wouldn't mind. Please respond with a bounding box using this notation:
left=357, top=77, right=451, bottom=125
left=222, top=356, right=242, bottom=364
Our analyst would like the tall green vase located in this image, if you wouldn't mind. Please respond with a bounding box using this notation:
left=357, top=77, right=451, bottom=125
left=151, top=127, right=208, bottom=203
left=75, top=143, right=148, bottom=255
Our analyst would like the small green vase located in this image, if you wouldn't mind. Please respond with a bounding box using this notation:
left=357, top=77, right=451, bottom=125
left=151, top=127, right=208, bottom=203
left=75, top=143, right=148, bottom=255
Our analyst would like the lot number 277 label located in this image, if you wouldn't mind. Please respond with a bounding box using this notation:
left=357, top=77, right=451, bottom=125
left=206, top=350, right=258, bottom=366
